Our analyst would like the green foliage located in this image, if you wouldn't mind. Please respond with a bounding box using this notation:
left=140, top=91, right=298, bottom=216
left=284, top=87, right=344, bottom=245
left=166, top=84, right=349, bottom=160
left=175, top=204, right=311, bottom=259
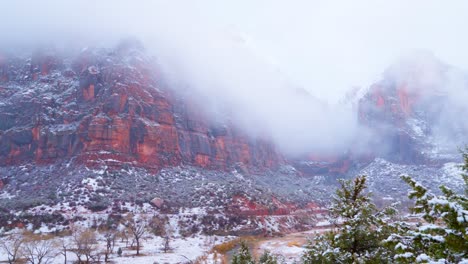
left=389, top=169, right=468, bottom=263
left=302, top=151, right=468, bottom=263
left=232, top=241, right=255, bottom=264
left=258, top=250, right=278, bottom=264
left=302, top=231, right=340, bottom=264
left=302, top=175, right=399, bottom=264
left=384, top=150, right=468, bottom=263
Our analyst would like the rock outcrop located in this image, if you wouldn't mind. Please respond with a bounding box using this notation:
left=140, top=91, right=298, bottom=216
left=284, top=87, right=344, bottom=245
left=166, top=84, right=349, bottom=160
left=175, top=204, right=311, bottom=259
left=1, top=44, right=467, bottom=226
left=357, top=52, right=468, bottom=164
left=0, top=44, right=283, bottom=171
left=296, top=52, right=468, bottom=175
left=1, top=45, right=466, bottom=178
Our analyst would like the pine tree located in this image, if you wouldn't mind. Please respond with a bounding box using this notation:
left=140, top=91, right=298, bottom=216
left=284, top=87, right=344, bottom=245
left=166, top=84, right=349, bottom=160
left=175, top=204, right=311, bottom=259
left=258, top=250, right=278, bottom=264
left=232, top=241, right=255, bottom=264
left=383, top=149, right=468, bottom=263
left=302, top=175, right=399, bottom=264
left=385, top=172, right=468, bottom=263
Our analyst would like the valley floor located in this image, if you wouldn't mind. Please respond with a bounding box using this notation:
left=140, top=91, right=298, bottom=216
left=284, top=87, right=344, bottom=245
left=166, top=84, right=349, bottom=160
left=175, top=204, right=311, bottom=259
left=0, top=233, right=230, bottom=264
left=0, top=225, right=336, bottom=264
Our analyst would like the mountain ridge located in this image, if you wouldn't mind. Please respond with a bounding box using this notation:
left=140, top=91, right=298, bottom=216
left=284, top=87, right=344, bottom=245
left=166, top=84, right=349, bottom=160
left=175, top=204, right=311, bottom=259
left=0, top=43, right=466, bottom=227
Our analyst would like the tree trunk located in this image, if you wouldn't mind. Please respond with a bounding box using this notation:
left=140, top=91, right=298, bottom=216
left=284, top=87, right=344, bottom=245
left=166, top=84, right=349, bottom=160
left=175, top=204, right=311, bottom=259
left=136, top=238, right=140, bottom=255
left=63, top=249, right=67, bottom=264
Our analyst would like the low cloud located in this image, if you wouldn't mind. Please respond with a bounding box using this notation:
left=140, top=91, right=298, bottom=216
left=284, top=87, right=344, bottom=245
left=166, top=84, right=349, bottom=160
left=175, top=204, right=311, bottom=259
left=1, top=0, right=467, bottom=156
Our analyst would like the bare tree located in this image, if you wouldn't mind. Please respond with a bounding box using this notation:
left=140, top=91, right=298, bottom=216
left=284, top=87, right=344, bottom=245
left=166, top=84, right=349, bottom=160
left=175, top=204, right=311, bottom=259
left=92, top=251, right=102, bottom=263
left=22, top=235, right=56, bottom=264
left=103, top=230, right=116, bottom=262
left=162, top=235, right=171, bottom=253
left=72, top=229, right=98, bottom=264
left=55, top=237, right=71, bottom=264
left=162, top=224, right=173, bottom=253
left=125, top=214, right=147, bottom=255
left=148, top=215, right=168, bottom=236
left=0, top=233, right=24, bottom=264
left=118, top=228, right=130, bottom=247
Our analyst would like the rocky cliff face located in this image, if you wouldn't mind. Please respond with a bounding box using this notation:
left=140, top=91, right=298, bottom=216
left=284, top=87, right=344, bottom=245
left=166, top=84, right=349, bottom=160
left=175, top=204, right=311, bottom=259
left=0, top=43, right=283, bottom=172
left=295, top=53, right=468, bottom=176
left=1, top=44, right=467, bottom=228
left=357, top=53, right=468, bottom=165
left=1, top=44, right=466, bottom=178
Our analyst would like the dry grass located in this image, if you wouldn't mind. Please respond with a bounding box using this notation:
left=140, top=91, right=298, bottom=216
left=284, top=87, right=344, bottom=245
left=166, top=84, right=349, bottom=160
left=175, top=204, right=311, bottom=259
left=194, top=252, right=210, bottom=264
left=212, top=236, right=258, bottom=254
left=213, top=238, right=242, bottom=254
left=287, top=240, right=302, bottom=247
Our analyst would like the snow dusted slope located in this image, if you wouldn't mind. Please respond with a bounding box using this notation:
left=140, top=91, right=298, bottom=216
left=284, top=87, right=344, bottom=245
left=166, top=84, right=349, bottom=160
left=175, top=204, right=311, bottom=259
left=358, top=52, right=468, bottom=165
left=350, top=53, right=468, bottom=202
left=0, top=40, right=467, bottom=241
left=359, top=158, right=465, bottom=201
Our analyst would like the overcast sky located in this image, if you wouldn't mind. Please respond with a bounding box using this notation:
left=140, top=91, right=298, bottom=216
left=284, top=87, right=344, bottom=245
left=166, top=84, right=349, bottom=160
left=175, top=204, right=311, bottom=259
left=2, top=0, right=467, bottom=103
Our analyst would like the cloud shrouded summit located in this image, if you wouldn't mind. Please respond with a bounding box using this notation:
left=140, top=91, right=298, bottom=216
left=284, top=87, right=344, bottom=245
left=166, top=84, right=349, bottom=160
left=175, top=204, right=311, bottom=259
left=1, top=0, right=467, bottom=155
left=2, top=0, right=467, bottom=102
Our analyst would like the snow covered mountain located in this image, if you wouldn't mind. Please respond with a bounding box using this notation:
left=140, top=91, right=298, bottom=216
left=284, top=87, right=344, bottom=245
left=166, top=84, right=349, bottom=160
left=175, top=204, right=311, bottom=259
left=0, top=42, right=466, bottom=233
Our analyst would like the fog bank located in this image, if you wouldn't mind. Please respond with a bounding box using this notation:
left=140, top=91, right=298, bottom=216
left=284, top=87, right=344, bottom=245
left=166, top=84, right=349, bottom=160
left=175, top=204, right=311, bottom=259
left=1, top=0, right=467, bottom=155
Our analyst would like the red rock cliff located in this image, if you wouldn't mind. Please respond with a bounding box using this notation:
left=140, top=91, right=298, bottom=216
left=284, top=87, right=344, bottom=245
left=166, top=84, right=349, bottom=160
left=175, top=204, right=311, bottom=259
left=356, top=53, right=461, bottom=164
left=0, top=44, right=283, bottom=171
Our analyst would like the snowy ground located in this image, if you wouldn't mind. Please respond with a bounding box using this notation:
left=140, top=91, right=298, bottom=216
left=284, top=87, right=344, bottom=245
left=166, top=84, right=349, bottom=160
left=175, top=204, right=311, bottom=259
left=0, top=232, right=232, bottom=264
left=251, top=227, right=333, bottom=263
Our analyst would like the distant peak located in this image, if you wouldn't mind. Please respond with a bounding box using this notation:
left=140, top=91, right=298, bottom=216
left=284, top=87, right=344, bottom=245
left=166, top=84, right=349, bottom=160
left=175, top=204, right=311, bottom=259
left=384, top=50, right=447, bottom=90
